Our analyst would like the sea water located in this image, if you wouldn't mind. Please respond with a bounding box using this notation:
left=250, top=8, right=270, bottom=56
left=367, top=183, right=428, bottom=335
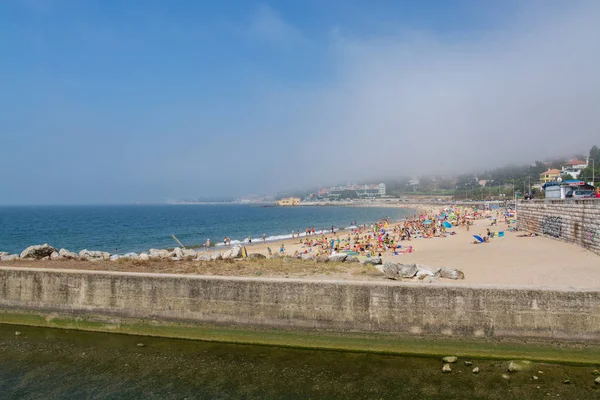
left=0, top=324, right=597, bottom=399
left=0, top=204, right=413, bottom=254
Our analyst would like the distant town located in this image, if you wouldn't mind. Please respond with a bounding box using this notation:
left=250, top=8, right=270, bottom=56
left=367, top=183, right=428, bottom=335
left=171, top=145, right=599, bottom=205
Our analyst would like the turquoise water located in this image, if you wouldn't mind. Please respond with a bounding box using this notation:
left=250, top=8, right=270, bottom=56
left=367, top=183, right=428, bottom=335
left=0, top=205, right=412, bottom=254
left=1, top=324, right=598, bottom=399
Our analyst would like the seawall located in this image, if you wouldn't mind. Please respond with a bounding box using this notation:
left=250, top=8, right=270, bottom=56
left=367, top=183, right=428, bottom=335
left=1, top=266, right=600, bottom=346
left=517, top=199, right=600, bottom=255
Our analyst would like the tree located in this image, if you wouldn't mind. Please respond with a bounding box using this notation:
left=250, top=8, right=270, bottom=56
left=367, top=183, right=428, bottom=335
left=338, top=190, right=358, bottom=199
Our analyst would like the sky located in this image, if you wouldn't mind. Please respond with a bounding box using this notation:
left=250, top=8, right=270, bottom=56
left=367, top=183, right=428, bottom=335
left=1, top=0, right=599, bottom=204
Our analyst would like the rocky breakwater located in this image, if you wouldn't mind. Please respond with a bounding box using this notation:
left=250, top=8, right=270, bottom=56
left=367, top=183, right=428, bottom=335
left=0, top=244, right=248, bottom=263
left=376, top=262, right=465, bottom=283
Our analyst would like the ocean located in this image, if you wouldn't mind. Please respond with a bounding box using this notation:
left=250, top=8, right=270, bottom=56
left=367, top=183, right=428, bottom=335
left=0, top=204, right=413, bottom=255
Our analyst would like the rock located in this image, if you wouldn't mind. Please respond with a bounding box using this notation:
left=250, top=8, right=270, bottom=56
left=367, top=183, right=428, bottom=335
left=137, top=343, right=145, bottom=347
left=398, top=263, right=418, bottom=278
left=15, top=331, right=21, bottom=336
left=58, top=248, right=78, bottom=259
left=464, top=361, right=473, bottom=366
left=1, top=254, right=20, bottom=261
left=532, top=376, right=539, bottom=380
left=20, top=244, right=56, bottom=260
left=380, top=262, right=399, bottom=279
left=138, top=253, right=150, bottom=261
left=439, top=267, right=465, bottom=280
left=181, top=249, right=198, bottom=260
left=415, top=265, right=441, bottom=279
left=346, top=256, right=360, bottom=263
left=501, top=373, right=510, bottom=380
left=149, top=249, right=171, bottom=259
left=222, top=245, right=242, bottom=260
left=442, top=364, right=452, bottom=373
left=300, top=253, right=315, bottom=261
left=592, top=370, right=600, bottom=376
left=171, top=247, right=184, bottom=259
left=473, top=367, right=480, bottom=374
left=79, top=249, right=110, bottom=261
left=363, top=257, right=382, bottom=265
left=269, top=253, right=280, bottom=259
left=197, top=254, right=212, bottom=261
left=109, top=255, right=121, bottom=261
left=595, top=376, right=600, bottom=385
left=423, top=276, right=439, bottom=283
left=562, top=379, right=571, bottom=384
left=0, top=252, right=8, bottom=256
left=316, top=255, right=329, bottom=263
left=442, top=356, right=458, bottom=363
left=248, top=253, right=266, bottom=259
left=328, top=254, right=348, bottom=262
left=210, top=252, right=223, bottom=261
left=507, top=361, right=522, bottom=372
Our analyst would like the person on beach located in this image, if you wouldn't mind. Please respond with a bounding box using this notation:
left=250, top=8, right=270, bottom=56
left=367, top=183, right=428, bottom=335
left=331, top=225, right=334, bottom=234
left=280, top=243, right=285, bottom=254
left=248, top=236, right=252, bottom=244
left=205, top=239, right=210, bottom=250
left=263, top=233, right=266, bottom=243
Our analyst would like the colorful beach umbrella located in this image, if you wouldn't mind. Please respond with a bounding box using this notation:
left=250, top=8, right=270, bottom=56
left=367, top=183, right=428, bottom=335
left=473, top=235, right=484, bottom=243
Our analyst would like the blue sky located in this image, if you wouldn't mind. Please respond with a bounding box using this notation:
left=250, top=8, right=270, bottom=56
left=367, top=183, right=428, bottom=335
left=1, top=1, right=598, bottom=204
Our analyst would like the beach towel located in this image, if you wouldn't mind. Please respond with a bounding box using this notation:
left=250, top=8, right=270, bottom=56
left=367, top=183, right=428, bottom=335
left=443, top=221, right=452, bottom=229
left=473, top=235, right=485, bottom=243
left=498, top=232, right=505, bottom=237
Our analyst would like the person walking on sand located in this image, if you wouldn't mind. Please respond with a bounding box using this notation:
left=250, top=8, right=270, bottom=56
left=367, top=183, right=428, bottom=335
left=205, top=239, right=210, bottom=251
left=331, top=225, right=334, bottom=234
left=263, top=233, right=266, bottom=243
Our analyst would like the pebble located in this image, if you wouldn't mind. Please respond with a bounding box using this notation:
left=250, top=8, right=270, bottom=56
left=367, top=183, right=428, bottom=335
left=562, top=379, right=571, bottom=384
left=533, top=376, right=539, bottom=380
left=442, top=364, right=452, bottom=373
left=472, top=367, right=480, bottom=374
left=593, top=370, right=600, bottom=376
left=501, top=373, right=510, bottom=380
left=464, top=361, right=473, bottom=366
left=14, top=331, right=21, bottom=336
left=595, top=376, right=600, bottom=385
left=442, top=356, right=457, bottom=363
left=137, top=343, right=145, bottom=347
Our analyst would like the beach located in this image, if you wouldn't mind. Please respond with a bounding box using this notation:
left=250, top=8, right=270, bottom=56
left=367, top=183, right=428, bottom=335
left=5, top=203, right=599, bottom=289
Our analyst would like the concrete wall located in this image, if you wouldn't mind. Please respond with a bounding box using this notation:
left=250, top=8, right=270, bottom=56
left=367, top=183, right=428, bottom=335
left=517, top=199, right=600, bottom=255
left=1, top=267, right=600, bottom=342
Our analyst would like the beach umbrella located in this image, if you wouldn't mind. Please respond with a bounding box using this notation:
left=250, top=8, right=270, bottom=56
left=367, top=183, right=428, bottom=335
left=423, top=220, right=433, bottom=224
left=473, top=235, right=484, bottom=243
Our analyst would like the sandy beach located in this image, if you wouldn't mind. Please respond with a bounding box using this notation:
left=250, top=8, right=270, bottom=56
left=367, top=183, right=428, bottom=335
left=7, top=204, right=599, bottom=289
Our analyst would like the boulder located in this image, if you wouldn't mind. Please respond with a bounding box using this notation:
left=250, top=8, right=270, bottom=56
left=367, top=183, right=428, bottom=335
left=197, top=254, right=212, bottom=261
left=20, top=244, right=56, bottom=260
left=363, top=257, right=382, bottom=265
left=121, top=252, right=139, bottom=260
left=50, top=251, right=62, bottom=260
left=328, top=254, right=348, bottom=262
left=442, top=364, right=452, bottom=373
left=473, top=367, right=480, bottom=374
left=0, top=254, right=19, bottom=261
left=138, top=253, right=150, bottom=261
left=58, top=248, right=78, bottom=259
left=439, top=267, right=465, bottom=280
left=210, top=252, right=223, bottom=261
left=248, top=253, right=266, bottom=259
left=300, top=253, right=315, bottom=261
left=381, top=262, right=399, bottom=279
left=464, top=361, right=473, bottom=366
left=222, top=245, right=242, bottom=260
left=0, top=252, right=8, bottom=256
left=415, top=265, right=441, bottom=279
left=109, top=255, right=121, bottom=261
left=595, top=377, right=600, bottom=385
left=149, top=249, right=170, bottom=259
left=181, top=249, right=198, bottom=260
left=346, top=256, right=360, bottom=263
left=171, top=247, right=184, bottom=259
left=398, top=264, right=418, bottom=278
left=79, top=250, right=110, bottom=261
left=442, top=356, right=458, bottom=363
left=507, top=361, right=527, bottom=373
left=316, top=255, right=329, bottom=263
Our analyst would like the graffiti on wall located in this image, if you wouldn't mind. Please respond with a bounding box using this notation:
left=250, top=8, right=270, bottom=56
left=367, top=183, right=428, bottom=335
left=542, top=216, right=562, bottom=238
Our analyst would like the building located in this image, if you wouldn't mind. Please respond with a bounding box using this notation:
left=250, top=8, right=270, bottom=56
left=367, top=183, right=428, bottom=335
left=540, top=169, right=561, bottom=183
left=327, top=183, right=386, bottom=198
left=276, top=197, right=301, bottom=206
left=561, top=159, right=588, bottom=179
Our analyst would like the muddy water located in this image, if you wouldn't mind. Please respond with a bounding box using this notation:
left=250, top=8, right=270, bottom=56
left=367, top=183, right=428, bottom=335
left=0, top=324, right=598, bottom=399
